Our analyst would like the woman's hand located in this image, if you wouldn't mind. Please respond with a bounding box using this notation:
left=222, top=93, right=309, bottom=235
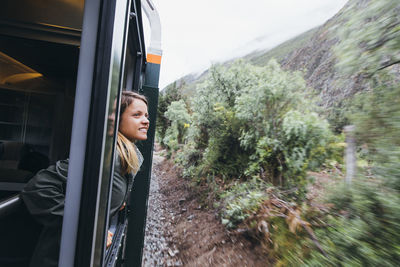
left=120, top=201, right=126, bottom=211
left=107, top=230, right=113, bottom=248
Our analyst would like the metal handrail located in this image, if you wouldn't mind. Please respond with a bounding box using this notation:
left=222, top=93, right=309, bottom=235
left=0, top=194, right=22, bottom=218
left=142, top=0, right=162, bottom=57
left=104, top=219, right=128, bottom=267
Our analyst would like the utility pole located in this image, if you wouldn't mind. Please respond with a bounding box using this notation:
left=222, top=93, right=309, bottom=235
left=344, top=125, right=356, bottom=184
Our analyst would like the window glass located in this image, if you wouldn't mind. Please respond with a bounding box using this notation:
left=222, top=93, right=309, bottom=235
left=0, top=34, right=79, bottom=265
left=93, top=0, right=131, bottom=265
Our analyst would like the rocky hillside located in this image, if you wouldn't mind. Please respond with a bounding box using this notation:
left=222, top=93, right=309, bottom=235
left=247, top=1, right=367, bottom=110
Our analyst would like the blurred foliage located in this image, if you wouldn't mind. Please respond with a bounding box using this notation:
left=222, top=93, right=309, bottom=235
left=305, top=181, right=400, bottom=266
left=300, top=0, right=400, bottom=266
left=334, top=0, right=400, bottom=78
left=241, top=190, right=327, bottom=267
left=327, top=0, right=400, bottom=131
left=324, top=0, right=400, bottom=193
left=349, top=75, right=400, bottom=191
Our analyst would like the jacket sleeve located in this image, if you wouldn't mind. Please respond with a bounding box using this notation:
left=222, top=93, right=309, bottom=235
left=110, top=157, right=127, bottom=217
left=20, top=165, right=66, bottom=227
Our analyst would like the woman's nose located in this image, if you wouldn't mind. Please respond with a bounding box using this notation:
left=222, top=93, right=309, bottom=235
left=108, top=113, right=115, bottom=123
left=142, top=116, right=149, bottom=125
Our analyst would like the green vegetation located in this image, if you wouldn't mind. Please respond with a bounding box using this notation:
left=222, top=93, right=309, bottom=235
left=163, top=59, right=336, bottom=192
left=156, top=60, right=342, bottom=265
left=218, top=178, right=269, bottom=229
left=303, top=0, right=400, bottom=265
left=334, top=0, right=400, bottom=78
left=163, top=99, right=191, bottom=151
left=157, top=58, right=340, bottom=223
left=156, top=80, right=184, bottom=148
left=306, top=181, right=400, bottom=266
left=156, top=0, right=400, bottom=265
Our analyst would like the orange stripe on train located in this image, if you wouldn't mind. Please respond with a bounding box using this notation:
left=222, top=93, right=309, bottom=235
left=147, top=54, right=162, bottom=64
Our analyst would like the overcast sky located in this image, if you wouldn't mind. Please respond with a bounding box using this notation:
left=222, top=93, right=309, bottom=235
left=143, top=0, right=348, bottom=89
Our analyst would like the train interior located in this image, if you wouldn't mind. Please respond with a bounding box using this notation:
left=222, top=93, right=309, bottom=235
left=0, top=33, right=79, bottom=265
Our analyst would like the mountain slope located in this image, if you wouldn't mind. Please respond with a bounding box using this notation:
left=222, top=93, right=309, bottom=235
left=247, top=1, right=368, bottom=112
left=164, top=0, right=367, bottom=124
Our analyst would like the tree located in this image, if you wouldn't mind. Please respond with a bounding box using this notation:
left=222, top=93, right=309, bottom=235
left=156, top=81, right=185, bottom=145
left=163, top=99, right=191, bottom=147
left=235, top=60, right=332, bottom=191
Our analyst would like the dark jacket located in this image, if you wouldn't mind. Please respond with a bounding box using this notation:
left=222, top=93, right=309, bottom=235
left=110, top=147, right=143, bottom=216
left=20, top=149, right=143, bottom=267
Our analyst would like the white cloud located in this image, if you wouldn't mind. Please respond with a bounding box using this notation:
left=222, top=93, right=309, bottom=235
left=143, top=0, right=348, bottom=89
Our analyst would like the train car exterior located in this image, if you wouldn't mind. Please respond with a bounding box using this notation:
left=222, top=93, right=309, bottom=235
left=0, top=0, right=161, bottom=266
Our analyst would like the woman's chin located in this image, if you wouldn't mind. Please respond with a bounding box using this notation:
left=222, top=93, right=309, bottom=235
left=134, top=135, right=147, bottom=141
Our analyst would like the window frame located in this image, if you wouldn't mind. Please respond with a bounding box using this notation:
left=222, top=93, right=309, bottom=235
left=59, top=0, right=133, bottom=266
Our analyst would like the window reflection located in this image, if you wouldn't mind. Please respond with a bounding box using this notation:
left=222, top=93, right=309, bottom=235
left=0, top=35, right=78, bottom=266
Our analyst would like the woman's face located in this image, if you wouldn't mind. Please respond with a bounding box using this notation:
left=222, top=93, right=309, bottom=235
left=119, top=99, right=149, bottom=141
left=107, top=100, right=117, bottom=137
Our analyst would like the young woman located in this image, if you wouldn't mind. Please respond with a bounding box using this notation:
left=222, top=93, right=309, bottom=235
left=21, top=91, right=149, bottom=267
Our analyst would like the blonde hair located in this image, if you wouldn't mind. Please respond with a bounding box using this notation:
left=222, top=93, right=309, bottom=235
left=116, top=91, right=148, bottom=174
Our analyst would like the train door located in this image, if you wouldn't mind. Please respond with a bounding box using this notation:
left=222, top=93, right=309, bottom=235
left=0, top=0, right=161, bottom=266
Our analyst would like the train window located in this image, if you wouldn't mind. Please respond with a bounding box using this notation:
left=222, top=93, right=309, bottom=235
left=0, top=35, right=78, bottom=192
left=0, top=29, right=79, bottom=267
left=59, top=0, right=143, bottom=265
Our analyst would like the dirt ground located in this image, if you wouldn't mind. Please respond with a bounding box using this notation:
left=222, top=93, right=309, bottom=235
left=143, top=146, right=270, bottom=266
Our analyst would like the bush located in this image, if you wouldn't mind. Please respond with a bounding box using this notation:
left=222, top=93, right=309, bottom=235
left=156, top=81, right=186, bottom=146
left=235, top=60, right=335, bottom=196
left=163, top=99, right=191, bottom=151
left=218, top=178, right=270, bottom=229
left=187, top=61, right=260, bottom=179
left=163, top=59, right=337, bottom=197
